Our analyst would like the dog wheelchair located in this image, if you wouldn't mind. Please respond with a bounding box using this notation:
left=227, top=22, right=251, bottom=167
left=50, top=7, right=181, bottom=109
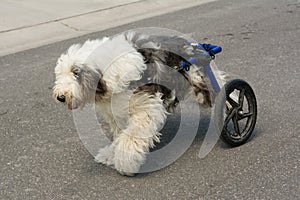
left=179, top=43, right=257, bottom=147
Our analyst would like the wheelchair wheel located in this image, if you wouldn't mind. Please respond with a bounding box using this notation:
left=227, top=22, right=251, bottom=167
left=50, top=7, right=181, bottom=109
left=221, top=79, right=257, bottom=147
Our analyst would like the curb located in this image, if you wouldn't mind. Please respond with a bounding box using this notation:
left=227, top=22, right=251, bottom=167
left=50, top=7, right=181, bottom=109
left=0, top=0, right=216, bottom=56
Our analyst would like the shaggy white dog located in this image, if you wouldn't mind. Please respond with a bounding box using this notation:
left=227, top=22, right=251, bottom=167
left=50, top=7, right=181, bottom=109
left=53, top=31, right=224, bottom=176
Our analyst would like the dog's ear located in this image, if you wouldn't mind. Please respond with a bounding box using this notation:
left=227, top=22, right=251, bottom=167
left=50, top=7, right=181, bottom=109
left=96, top=78, right=107, bottom=95
left=75, top=64, right=107, bottom=95
left=93, top=68, right=107, bottom=96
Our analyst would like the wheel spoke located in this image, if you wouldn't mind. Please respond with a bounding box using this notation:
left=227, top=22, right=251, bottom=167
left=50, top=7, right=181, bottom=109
left=227, top=96, right=239, bottom=108
left=232, top=116, right=240, bottom=136
left=238, top=112, right=253, bottom=120
left=238, top=89, right=245, bottom=108
left=224, top=108, right=235, bottom=126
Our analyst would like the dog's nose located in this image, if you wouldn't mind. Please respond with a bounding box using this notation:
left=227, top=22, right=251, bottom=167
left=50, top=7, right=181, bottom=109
left=57, top=95, right=66, bottom=102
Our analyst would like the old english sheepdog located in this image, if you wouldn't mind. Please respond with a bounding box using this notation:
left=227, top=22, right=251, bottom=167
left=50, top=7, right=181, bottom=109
left=53, top=31, right=225, bottom=176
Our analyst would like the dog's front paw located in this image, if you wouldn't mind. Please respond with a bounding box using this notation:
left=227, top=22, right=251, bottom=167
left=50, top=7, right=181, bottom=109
left=114, top=143, right=143, bottom=176
left=118, top=171, right=136, bottom=177
left=94, top=145, right=115, bottom=166
left=114, top=161, right=137, bottom=177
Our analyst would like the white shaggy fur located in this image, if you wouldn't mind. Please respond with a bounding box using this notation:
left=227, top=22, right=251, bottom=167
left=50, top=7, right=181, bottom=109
left=53, top=31, right=225, bottom=176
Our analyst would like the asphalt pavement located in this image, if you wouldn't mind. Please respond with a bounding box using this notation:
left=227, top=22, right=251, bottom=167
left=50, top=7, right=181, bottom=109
left=0, top=0, right=299, bottom=199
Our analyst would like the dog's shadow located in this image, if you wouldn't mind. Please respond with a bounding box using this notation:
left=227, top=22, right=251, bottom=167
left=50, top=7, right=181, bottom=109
left=151, top=106, right=263, bottom=151
left=150, top=108, right=211, bottom=152
left=83, top=106, right=263, bottom=177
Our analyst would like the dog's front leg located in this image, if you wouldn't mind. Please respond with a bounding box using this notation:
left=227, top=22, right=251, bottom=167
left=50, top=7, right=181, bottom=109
left=95, top=144, right=115, bottom=167
left=113, top=103, right=166, bottom=176
left=113, top=127, right=153, bottom=176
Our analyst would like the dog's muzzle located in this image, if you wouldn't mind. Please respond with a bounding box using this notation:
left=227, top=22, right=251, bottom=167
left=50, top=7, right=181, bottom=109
left=54, top=93, right=81, bottom=110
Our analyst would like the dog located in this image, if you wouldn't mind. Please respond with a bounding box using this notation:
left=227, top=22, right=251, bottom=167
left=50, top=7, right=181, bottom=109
left=53, top=31, right=225, bottom=176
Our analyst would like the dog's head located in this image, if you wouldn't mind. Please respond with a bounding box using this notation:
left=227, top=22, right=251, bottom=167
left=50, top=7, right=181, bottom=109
left=53, top=33, right=148, bottom=110
left=53, top=40, right=108, bottom=110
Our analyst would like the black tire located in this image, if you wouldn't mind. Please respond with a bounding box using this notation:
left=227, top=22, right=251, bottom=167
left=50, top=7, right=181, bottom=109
left=220, top=79, right=257, bottom=147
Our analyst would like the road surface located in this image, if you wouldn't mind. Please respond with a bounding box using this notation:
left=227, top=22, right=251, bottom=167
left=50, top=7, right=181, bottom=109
left=0, top=0, right=299, bottom=199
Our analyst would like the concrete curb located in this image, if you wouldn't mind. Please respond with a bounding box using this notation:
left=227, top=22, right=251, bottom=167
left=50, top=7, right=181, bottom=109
left=0, top=0, right=216, bottom=56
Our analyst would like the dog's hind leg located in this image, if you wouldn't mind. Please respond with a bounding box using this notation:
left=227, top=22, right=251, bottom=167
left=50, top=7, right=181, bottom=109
left=113, top=93, right=167, bottom=176
left=187, top=68, right=212, bottom=107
